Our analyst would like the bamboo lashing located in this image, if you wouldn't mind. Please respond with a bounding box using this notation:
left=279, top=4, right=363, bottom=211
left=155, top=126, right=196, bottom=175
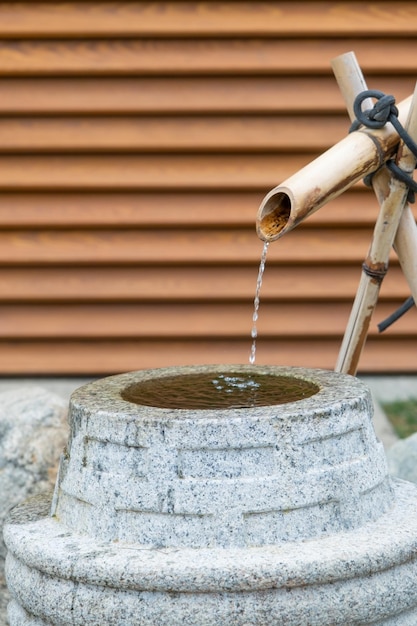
left=332, top=52, right=417, bottom=374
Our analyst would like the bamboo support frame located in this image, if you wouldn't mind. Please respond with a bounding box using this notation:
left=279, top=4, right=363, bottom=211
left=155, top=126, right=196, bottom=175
left=256, top=95, right=412, bottom=242
left=332, top=52, right=417, bottom=375
left=255, top=50, right=417, bottom=374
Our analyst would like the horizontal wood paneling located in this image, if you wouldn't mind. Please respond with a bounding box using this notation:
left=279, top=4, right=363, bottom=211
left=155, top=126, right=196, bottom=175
left=0, top=153, right=319, bottom=189
left=0, top=76, right=411, bottom=114
left=0, top=191, right=384, bottom=228
left=0, top=39, right=417, bottom=76
left=0, top=301, right=413, bottom=338
left=0, top=115, right=347, bottom=152
left=0, top=3, right=416, bottom=38
left=0, top=1, right=416, bottom=375
left=0, top=338, right=413, bottom=375
left=0, top=265, right=408, bottom=302
left=0, top=228, right=393, bottom=265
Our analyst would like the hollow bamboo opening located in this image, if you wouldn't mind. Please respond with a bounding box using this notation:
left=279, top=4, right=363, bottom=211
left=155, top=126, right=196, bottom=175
left=256, top=191, right=292, bottom=241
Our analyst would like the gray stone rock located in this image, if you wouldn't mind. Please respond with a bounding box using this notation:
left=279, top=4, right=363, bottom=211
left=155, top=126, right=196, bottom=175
left=0, top=387, right=68, bottom=625
left=387, top=432, right=417, bottom=483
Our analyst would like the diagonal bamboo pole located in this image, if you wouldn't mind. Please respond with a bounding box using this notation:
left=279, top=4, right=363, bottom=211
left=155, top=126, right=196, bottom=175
left=331, top=51, right=417, bottom=375
left=393, top=206, right=417, bottom=307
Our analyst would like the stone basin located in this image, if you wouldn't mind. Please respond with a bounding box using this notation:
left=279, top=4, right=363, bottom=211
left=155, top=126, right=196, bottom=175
left=4, top=365, right=417, bottom=625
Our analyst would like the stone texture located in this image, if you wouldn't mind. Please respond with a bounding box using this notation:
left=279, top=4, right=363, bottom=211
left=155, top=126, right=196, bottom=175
left=387, top=433, right=417, bottom=483
left=0, top=572, right=7, bottom=626
left=4, top=366, right=417, bottom=625
left=0, top=387, right=68, bottom=625
left=5, top=480, right=417, bottom=625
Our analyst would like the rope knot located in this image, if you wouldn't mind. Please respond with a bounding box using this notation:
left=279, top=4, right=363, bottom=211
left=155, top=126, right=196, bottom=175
left=368, top=94, right=397, bottom=125
left=350, top=88, right=417, bottom=203
left=351, top=90, right=397, bottom=130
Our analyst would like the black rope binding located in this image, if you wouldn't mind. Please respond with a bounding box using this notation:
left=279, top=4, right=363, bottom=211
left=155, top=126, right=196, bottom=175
left=350, top=89, right=417, bottom=332
left=377, top=296, right=415, bottom=333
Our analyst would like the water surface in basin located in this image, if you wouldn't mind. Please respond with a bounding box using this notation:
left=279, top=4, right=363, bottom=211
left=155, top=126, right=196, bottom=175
left=122, top=372, right=319, bottom=410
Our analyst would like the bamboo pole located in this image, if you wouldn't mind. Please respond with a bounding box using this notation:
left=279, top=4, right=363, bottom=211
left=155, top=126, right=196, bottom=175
left=256, top=95, right=412, bottom=242
left=393, top=206, right=417, bottom=305
left=331, top=51, right=417, bottom=375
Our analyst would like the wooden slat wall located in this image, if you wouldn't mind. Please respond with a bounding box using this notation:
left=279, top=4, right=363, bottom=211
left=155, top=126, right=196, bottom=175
left=0, top=1, right=417, bottom=375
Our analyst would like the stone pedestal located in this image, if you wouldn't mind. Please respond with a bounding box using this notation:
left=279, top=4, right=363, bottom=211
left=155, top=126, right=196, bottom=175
left=4, top=365, right=417, bottom=625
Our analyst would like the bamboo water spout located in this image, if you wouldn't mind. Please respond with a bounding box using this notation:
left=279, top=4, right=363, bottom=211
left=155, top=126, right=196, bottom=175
left=256, top=95, right=412, bottom=242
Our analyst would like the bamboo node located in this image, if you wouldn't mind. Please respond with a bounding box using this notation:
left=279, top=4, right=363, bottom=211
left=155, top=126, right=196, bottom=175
left=361, top=262, right=387, bottom=282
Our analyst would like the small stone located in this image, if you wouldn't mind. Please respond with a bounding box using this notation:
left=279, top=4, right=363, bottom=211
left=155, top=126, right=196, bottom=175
left=387, top=433, right=417, bottom=484
left=0, top=387, right=68, bottom=625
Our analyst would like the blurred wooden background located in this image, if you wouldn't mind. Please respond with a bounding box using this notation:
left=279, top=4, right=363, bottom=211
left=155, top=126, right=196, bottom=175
left=0, top=1, right=416, bottom=374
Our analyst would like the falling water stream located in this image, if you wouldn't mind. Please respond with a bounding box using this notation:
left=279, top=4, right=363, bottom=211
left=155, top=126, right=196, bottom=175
left=249, top=241, right=269, bottom=364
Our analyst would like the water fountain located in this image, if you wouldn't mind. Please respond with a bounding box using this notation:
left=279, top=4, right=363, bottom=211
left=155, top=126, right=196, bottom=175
left=5, top=53, right=417, bottom=624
